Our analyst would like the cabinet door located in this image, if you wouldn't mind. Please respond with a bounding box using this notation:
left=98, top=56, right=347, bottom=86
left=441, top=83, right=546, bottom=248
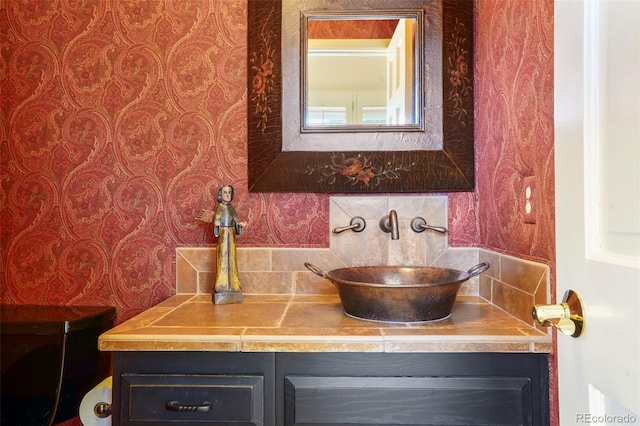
left=285, top=376, right=532, bottom=426
left=121, top=374, right=264, bottom=425
left=113, top=352, right=275, bottom=426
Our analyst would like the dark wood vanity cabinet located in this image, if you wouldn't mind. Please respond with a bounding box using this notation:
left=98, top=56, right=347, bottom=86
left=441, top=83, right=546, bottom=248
left=112, top=352, right=275, bottom=425
left=112, top=352, right=549, bottom=426
left=278, top=353, right=549, bottom=426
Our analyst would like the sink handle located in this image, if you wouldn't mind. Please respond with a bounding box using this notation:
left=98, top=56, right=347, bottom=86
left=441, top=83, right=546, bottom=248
left=333, top=216, right=366, bottom=234
left=304, top=263, right=328, bottom=279
left=410, top=217, right=447, bottom=234
left=467, top=262, right=490, bottom=277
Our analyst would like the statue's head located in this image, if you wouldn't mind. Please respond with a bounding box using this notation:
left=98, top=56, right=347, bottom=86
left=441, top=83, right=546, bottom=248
left=217, top=184, right=234, bottom=203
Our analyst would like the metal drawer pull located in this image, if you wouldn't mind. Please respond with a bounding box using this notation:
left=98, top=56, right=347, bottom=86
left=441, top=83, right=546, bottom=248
left=165, top=401, right=211, bottom=412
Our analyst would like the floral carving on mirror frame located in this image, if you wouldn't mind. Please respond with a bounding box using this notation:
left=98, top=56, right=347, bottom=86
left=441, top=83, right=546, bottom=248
left=304, top=153, right=417, bottom=188
left=249, top=14, right=276, bottom=133
left=446, top=18, right=472, bottom=127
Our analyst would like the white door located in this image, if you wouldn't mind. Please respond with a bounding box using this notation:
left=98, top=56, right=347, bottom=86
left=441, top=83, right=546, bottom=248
left=555, top=1, right=640, bottom=424
left=386, top=18, right=415, bottom=125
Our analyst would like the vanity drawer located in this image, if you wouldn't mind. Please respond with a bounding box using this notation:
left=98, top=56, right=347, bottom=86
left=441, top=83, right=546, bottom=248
left=121, top=374, right=264, bottom=425
left=285, top=375, right=532, bottom=426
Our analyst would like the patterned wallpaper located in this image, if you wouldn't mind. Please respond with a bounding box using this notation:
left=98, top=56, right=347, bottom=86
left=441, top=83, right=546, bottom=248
left=0, top=0, right=328, bottom=319
left=1, top=0, right=554, bottom=321
left=450, top=0, right=555, bottom=267
left=308, top=19, right=399, bottom=40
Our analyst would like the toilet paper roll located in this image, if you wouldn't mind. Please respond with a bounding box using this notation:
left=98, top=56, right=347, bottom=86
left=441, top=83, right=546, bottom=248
left=79, top=376, right=112, bottom=426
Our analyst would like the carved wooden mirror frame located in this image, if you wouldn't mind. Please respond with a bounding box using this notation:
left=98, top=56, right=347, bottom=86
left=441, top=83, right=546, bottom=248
left=247, top=0, right=474, bottom=193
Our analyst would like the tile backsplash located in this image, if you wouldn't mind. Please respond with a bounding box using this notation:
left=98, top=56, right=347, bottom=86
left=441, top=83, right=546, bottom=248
left=329, top=195, right=449, bottom=266
left=177, top=196, right=549, bottom=328
left=479, top=249, right=550, bottom=328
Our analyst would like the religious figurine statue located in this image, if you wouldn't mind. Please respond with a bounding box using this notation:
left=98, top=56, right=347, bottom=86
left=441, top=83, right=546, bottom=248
left=196, top=184, right=247, bottom=304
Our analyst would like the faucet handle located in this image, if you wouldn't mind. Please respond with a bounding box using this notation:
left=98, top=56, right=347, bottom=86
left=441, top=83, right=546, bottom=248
left=333, top=216, right=366, bottom=234
left=410, top=217, right=447, bottom=234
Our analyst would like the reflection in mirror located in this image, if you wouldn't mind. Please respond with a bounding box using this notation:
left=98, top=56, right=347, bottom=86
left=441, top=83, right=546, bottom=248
left=303, top=13, right=422, bottom=132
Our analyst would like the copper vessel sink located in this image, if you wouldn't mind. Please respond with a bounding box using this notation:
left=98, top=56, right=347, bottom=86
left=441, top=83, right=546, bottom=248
left=305, top=262, right=490, bottom=323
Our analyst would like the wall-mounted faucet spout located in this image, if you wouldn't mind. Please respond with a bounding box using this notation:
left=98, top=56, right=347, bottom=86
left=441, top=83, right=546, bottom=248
left=379, top=210, right=399, bottom=240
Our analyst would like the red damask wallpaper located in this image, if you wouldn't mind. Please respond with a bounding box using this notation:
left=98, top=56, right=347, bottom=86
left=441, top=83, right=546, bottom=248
left=450, top=0, right=555, bottom=267
left=308, top=19, right=398, bottom=39
left=0, top=0, right=329, bottom=320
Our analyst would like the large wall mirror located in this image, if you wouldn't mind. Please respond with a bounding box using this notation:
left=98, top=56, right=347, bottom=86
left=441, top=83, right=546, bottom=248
left=248, top=0, right=474, bottom=193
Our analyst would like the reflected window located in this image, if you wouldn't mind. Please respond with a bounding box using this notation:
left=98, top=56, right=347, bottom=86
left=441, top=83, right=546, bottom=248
left=362, top=106, right=386, bottom=124
left=307, top=107, right=348, bottom=125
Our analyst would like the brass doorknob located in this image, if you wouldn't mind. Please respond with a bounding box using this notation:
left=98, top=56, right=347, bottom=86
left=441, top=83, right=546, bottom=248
left=532, top=290, right=585, bottom=338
